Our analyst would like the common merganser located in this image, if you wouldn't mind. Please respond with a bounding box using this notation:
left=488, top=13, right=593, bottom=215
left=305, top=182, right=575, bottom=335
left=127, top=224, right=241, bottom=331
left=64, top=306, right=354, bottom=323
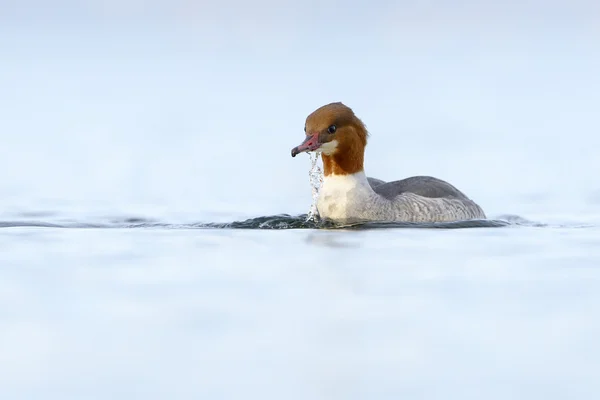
left=291, top=102, right=486, bottom=223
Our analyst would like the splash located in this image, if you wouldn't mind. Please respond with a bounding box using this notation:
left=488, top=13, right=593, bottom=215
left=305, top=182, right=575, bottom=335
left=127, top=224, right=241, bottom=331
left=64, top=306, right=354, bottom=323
left=306, top=152, right=324, bottom=222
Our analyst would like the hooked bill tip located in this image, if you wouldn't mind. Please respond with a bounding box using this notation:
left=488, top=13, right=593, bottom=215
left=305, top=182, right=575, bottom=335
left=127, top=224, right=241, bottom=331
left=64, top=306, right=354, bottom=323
left=291, top=147, right=299, bottom=157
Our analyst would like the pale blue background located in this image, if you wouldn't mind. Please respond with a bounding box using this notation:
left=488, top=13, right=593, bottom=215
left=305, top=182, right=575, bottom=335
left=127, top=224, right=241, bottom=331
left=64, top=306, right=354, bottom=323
left=2, top=0, right=599, bottom=221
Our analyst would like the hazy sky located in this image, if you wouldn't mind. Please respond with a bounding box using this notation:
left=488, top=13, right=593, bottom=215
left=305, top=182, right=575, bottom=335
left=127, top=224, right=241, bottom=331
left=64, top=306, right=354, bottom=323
left=1, top=0, right=599, bottom=218
left=2, top=0, right=599, bottom=33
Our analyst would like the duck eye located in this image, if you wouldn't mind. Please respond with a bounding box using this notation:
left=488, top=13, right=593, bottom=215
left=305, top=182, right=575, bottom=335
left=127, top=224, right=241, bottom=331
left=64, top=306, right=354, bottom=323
left=327, top=125, right=337, bottom=134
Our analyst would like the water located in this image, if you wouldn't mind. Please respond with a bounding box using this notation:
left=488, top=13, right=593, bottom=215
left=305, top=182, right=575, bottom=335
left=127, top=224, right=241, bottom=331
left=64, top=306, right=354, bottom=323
left=307, top=153, right=324, bottom=223
left=2, top=3, right=600, bottom=399
left=1, top=212, right=599, bottom=399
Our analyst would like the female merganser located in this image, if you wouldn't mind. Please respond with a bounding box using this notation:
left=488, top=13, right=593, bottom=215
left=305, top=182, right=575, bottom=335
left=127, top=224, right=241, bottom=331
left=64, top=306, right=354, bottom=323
left=291, top=102, right=486, bottom=223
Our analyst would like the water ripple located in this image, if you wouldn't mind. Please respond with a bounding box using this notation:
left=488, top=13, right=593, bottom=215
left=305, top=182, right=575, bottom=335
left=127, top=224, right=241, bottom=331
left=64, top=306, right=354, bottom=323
left=0, top=214, right=560, bottom=230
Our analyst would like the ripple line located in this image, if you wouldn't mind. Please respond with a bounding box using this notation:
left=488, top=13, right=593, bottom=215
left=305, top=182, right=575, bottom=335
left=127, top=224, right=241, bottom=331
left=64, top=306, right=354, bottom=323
left=0, top=214, right=522, bottom=230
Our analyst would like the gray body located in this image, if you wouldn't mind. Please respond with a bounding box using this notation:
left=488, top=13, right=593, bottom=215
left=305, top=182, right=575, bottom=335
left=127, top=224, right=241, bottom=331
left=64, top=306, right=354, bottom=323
left=369, top=175, right=486, bottom=222
left=318, top=173, right=486, bottom=223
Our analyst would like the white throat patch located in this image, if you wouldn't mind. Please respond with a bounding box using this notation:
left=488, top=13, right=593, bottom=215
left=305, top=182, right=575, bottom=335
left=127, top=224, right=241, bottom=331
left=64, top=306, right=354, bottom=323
left=317, top=140, right=338, bottom=156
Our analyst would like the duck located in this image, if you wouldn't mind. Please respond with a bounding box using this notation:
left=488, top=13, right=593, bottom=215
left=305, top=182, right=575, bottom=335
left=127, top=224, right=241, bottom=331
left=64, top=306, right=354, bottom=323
left=290, top=102, right=486, bottom=223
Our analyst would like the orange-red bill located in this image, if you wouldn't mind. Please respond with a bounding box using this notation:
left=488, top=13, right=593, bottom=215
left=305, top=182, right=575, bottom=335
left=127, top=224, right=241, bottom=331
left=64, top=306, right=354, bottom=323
left=291, top=132, right=321, bottom=157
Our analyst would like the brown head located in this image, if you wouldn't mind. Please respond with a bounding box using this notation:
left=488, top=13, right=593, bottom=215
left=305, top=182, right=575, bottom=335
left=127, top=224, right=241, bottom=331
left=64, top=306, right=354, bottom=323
left=290, top=102, right=369, bottom=176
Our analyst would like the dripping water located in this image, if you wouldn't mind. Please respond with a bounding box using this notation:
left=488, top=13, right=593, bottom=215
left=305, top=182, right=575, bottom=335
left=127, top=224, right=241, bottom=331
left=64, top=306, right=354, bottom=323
left=306, top=152, right=323, bottom=222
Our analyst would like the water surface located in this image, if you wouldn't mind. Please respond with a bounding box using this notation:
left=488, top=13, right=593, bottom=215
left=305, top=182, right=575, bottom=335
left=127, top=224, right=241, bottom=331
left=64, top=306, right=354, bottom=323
left=1, top=212, right=599, bottom=399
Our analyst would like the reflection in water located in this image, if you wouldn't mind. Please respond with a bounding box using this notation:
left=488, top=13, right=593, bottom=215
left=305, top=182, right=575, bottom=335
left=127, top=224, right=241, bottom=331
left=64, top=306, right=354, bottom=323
left=304, top=232, right=361, bottom=249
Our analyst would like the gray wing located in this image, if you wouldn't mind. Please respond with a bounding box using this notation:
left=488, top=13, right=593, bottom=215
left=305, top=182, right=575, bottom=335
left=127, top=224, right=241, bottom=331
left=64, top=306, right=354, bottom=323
left=373, top=176, right=470, bottom=201
left=367, top=177, right=386, bottom=188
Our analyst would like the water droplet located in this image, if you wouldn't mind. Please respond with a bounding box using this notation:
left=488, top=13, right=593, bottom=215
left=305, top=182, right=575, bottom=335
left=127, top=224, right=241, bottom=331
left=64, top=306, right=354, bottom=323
left=306, top=152, right=323, bottom=222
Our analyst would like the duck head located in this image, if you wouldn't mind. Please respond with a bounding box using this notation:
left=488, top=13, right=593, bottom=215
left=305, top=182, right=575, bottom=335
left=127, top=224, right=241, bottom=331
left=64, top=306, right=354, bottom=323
left=291, top=102, right=369, bottom=176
